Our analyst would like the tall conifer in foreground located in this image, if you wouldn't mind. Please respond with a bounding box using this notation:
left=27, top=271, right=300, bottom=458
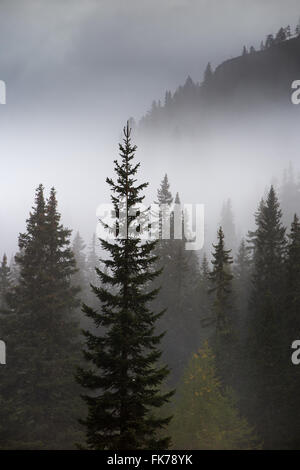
left=77, top=123, right=173, bottom=450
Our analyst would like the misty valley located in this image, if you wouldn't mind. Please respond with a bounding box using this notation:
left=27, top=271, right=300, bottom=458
left=1, top=1, right=300, bottom=455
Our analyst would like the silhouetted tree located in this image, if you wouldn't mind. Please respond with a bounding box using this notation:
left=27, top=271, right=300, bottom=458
left=76, top=123, right=173, bottom=450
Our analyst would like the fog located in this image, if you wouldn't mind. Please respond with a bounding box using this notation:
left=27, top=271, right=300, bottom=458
left=1, top=0, right=300, bottom=257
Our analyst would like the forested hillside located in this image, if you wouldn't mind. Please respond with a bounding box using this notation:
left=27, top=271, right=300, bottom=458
left=139, top=23, right=300, bottom=138
left=1, top=17, right=300, bottom=451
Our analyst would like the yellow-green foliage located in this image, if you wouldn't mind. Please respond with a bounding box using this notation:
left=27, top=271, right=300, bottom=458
left=170, top=341, right=259, bottom=449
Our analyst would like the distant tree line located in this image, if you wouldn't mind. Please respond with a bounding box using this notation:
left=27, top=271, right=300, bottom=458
left=1, top=124, right=300, bottom=448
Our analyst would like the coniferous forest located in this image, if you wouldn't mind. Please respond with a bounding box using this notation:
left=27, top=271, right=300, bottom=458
left=2, top=1, right=300, bottom=453
left=1, top=121, right=300, bottom=449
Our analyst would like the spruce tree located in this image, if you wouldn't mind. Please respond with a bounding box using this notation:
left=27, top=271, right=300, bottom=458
left=209, top=227, right=234, bottom=335
left=153, top=184, right=200, bottom=384
left=76, top=123, right=173, bottom=450
left=0, top=185, right=83, bottom=449
left=233, top=239, right=252, bottom=409
left=275, top=27, right=286, bottom=43
left=265, top=34, right=274, bottom=48
left=209, top=227, right=235, bottom=384
left=203, top=62, right=213, bottom=84
left=157, top=173, right=173, bottom=207
left=246, top=186, right=287, bottom=449
left=198, top=253, right=212, bottom=330
left=283, top=214, right=300, bottom=448
left=234, top=238, right=251, bottom=337
left=170, top=342, right=259, bottom=450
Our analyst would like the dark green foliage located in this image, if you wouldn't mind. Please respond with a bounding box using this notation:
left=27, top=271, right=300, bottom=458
left=76, top=123, right=173, bottom=450
left=246, top=186, right=287, bottom=449
left=152, top=180, right=202, bottom=384
left=233, top=238, right=251, bottom=338
left=0, top=185, right=83, bottom=449
left=209, top=227, right=234, bottom=335
left=197, top=253, right=212, bottom=329
left=282, top=214, right=300, bottom=448
left=208, top=227, right=235, bottom=385
left=170, top=342, right=259, bottom=450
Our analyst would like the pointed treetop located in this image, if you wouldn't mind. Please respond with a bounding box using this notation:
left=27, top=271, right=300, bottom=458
left=174, top=192, right=181, bottom=205
left=203, top=62, right=213, bottom=83
left=157, top=174, right=173, bottom=206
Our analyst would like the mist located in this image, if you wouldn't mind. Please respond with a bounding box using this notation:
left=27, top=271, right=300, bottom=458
left=0, top=0, right=300, bottom=257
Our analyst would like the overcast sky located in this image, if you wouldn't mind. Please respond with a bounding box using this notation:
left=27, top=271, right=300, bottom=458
left=1, top=0, right=300, bottom=256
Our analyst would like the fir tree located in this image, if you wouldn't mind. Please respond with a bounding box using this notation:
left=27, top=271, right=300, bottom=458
left=154, top=184, right=200, bottom=384
left=170, top=342, right=259, bottom=449
left=76, top=123, right=173, bottom=450
left=233, top=238, right=251, bottom=336
left=164, top=91, right=172, bottom=108
left=209, top=227, right=234, bottom=333
left=232, top=239, right=252, bottom=406
left=197, top=253, right=212, bottom=329
left=0, top=185, right=83, bottom=449
left=157, top=174, right=173, bottom=207
left=275, top=27, right=286, bottom=43
left=286, top=214, right=300, bottom=334
left=265, top=34, right=274, bottom=48
left=246, top=186, right=287, bottom=449
left=285, top=25, right=291, bottom=39
left=283, top=214, right=300, bottom=448
left=209, top=227, right=235, bottom=384
left=203, top=62, right=213, bottom=84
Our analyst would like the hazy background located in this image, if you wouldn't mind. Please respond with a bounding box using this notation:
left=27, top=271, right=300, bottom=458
left=1, top=0, right=300, bottom=256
